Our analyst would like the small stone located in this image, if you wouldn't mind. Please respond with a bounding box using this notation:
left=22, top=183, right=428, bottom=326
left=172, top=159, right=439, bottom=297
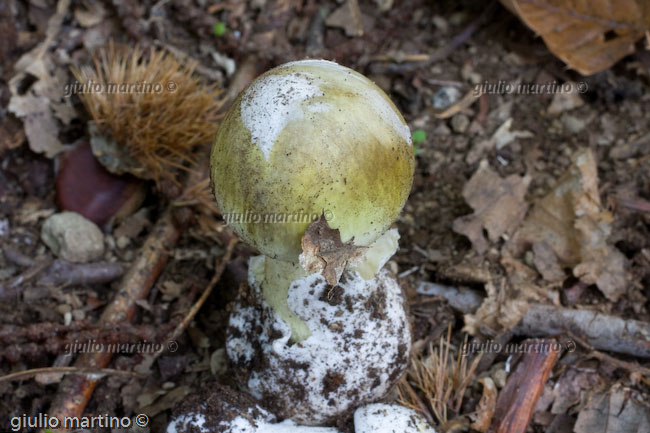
left=547, top=86, right=584, bottom=115
left=451, top=113, right=470, bottom=133
left=56, top=304, right=72, bottom=315
left=461, top=62, right=481, bottom=84
left=433, top=123, right=451, bottom=136
left=41, top=211, right=105, bottom=263
left=210, top=348, right=228, bottom=376
left=493, top=368, right=507, bottom=388
left=561, top=114, right=586, bottom=134
left=72, top=309, right=86, bottom=321
left=0, top=218, right=9, bottom=237
left=432, top=86, right=461, bottom=110
left=431, top=15, right=448, bottom=32
left=116, top=235, right=130, bottom=249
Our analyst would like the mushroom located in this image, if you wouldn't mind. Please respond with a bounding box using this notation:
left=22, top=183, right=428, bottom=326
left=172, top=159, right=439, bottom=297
left=211, top=59, right=414, bottom=424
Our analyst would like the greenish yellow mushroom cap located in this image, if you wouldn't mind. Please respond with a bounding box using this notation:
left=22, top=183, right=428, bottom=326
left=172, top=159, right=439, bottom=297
left=211, top=59, right=414, bottom=262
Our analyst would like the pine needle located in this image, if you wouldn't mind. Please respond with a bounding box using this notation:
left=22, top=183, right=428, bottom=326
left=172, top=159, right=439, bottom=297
left=398, top=326, right=482, bottom=426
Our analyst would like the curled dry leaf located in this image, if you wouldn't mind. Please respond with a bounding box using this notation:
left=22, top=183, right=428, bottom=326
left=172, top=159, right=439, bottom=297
left=325, top=0, right=364, bottom=37
left=471, top=377, right=497, bottom=432
left=463, top=279, right=530, bottom=335
left=501, top=0, right=650, bottom=75
left=73, top=2, right=107, bottom=27
left=452, top=160, right=531, bottom=255
left=574, top=387, right=650, bottom=433
left=7, top=0, right=75, bottom=158
left=507, top=148, right=629, bottom=301
left=300, top=216, right=365, bottom=286
left=549, top=367, right=603, bottom=415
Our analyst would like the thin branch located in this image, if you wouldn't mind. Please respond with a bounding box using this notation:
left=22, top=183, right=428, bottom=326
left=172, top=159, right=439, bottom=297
left=0, top=366, right=144, bottom=383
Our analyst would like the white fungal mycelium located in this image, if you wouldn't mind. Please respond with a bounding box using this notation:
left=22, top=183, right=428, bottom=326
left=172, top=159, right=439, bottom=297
left=227, top=256, right=411, bottom=425
left=166, top=402, right=273, bottom=433
left=240, top=59, right=412, bottom=161
left=353, top=404, right=438, bottom=433
left=166, top=390, right=341, bottom=433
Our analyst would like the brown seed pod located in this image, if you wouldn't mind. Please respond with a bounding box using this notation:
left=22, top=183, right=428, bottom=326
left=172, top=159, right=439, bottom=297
left=56, top=141, right=145, bottom=227
left=72, top=42, right=223, bottom=185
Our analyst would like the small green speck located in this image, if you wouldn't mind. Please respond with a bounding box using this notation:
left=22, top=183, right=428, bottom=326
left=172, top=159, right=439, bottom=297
left=213, top=21, right=227, bottom=37
left=412, top=129, right=426, bottom=145
left=412, top=129, right=426, bottom=156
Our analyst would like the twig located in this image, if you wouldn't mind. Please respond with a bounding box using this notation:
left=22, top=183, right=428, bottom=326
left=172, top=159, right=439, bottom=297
left=432, top=89, right=480, bottom=119
left=568, top=332, right=650, bottom=379
left=48, top=208, right=183, bottom=422
left=153, top=40, right=224, bottom=82
left=417, top=281, right=650, bottom=358
left=515, top=304, right=650, bottom=359
left=0, top=366, right=144, bottom=383
left=38, top=260, right=124, bottom=286
left=417, top=281, right=483, bottom=313
left=0, top=256, right=52, bottom=300
left=2, top=245, right=35, bottom=267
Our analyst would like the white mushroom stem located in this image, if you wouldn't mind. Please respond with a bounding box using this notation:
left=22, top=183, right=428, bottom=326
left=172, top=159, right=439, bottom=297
left=261, top=229, right=401, bottom=342
left=257, top=257, right=311, bottom=342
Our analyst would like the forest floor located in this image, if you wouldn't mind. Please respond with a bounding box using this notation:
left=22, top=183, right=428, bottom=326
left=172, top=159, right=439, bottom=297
left=1, top=0, right=650, bottom=432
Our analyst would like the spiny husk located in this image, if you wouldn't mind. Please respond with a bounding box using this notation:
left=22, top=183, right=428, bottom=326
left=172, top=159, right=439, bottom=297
left=73, top=42, right=222, bottom=184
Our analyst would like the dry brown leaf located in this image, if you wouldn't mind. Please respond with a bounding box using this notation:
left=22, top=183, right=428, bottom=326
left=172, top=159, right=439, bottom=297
left=8, top=94, right=65, bottom=157
left=7, top=0, right=74, bottom=158
left=501, top=0, right=650, bottom=75
left=471, top=377, right=497, bottom=432
left=325, top=0, right=364, bottom=37
left=74, top=1, right=107, bottom=27
left=574, top=387, right=650, bottom=433
left=550, top=367, right=603, bottom=415
left=531, top=241, right=565, bottom=283
left=500, top=255, right=557, bottom=305
left=463, top=279, right=529, bottom=335
left=508, top=148, right=629, bottom=301
left=300, top=216, right=364, bottom=286
left=453, top=160, right=531, bottom=255
left=0, top=117, right=26, bottom=154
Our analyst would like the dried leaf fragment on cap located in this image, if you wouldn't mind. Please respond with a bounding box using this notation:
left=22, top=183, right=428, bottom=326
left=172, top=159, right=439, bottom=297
left=300, top=215, right=365, bottom=285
